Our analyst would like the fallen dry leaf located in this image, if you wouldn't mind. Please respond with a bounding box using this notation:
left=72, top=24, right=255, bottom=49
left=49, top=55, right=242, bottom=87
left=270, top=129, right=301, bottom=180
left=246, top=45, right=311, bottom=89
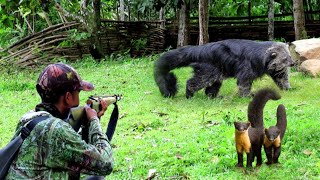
left=176, top=153, right=183, bottom=159
left=151, top=110, right=168, bottom=117
left=205, top=120, right=220, bottom=127
left=303, top=149, right=312, bottom=155
left=146, top=169, right=157, bottom=180
left=134, top=135, right=143, bottom=139
left=144, top=91, right=152, bottom=95
left=119, top=113, right=127, bottom=119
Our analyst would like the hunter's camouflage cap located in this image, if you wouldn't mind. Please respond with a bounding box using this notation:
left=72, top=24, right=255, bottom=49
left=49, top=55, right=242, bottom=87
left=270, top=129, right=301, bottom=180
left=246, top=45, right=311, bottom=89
left=37, top=63, right=94, bottom=100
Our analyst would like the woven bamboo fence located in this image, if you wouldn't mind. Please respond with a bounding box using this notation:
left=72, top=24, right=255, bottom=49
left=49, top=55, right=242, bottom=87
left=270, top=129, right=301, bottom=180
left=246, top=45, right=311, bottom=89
left=0, top=22, right=81, bottom=67
left=99, top=20, right=165, bottom=56
left=0, top=20, right=165, bottom=67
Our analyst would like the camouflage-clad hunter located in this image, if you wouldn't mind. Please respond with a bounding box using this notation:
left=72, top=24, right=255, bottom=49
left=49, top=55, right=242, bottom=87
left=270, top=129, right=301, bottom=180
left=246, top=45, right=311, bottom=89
left=5, top=63, right=113, bottom=179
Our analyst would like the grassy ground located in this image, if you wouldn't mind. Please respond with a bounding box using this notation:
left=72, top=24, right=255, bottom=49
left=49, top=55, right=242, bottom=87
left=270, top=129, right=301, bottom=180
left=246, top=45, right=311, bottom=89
left=0, top=56, right=319, bottom=179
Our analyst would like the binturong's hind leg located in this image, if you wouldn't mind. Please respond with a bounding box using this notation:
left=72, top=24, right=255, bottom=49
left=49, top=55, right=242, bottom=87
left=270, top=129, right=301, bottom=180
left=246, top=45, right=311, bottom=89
left=205, top=81, right=222, bottom=98
left=186, top=63, right=222, bottom=98
left=237, top=79, right=253, bottom=97
left=186, top=75, right=208, bottom=98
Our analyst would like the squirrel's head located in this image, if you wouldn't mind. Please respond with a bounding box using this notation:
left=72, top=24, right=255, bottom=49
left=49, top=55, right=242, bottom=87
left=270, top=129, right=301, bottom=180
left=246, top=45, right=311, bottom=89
left=234, top=121, right=250, bottom=132
left=265, top=126, right=280, bottom=141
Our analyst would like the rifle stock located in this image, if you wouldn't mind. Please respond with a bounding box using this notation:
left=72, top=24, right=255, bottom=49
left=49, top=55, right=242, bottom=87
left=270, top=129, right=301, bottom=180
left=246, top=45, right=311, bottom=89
left=67, top=95, right=122, bottom=141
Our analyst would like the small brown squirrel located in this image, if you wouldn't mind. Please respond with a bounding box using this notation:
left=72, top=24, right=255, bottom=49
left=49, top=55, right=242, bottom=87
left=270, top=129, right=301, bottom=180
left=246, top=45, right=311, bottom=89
left=234, top=88, right=281, bottom=167
left=234, top=121, right=252, bottom=167
left=264, top=104, right=287, bottom=165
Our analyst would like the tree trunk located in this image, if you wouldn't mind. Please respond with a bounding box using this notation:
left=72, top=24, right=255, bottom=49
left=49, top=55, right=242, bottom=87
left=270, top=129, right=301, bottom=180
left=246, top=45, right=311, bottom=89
left=128, top=3, right=131, bottom=21
left=248, top=0, right=252, bottom=25
left=90, top=0, right=104, bottom=60
left=293, top=0, right=307, bottom=40
left=177, top=0, right=189, bottom=47
left=93, top=0, right=101, bottom=32
left=268, top=0, right=274, bottom=40
left=199, top=0, right=209, bottom=45
left=119, top=0, right=125, bottom=21
left=304, top=0, right=313, bottom=21
left=159, top=7, right=165, bottom=28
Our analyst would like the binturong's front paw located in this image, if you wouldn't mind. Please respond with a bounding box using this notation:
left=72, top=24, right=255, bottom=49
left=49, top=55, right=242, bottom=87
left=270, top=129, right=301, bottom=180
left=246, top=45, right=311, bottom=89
left=281, top=83, right=291, bottom=90
left=238, top=85, right=251, bottom=97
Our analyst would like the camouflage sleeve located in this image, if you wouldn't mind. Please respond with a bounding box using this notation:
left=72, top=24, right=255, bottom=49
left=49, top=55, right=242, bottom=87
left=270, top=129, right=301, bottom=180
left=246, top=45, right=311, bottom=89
left=11, top=122, right=23, bottom=140
left=48, top=117, right=114, bottom=176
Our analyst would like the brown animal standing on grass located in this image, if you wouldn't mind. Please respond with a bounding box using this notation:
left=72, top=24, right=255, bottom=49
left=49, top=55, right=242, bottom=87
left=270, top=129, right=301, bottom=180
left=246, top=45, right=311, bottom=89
left=264, top=104, right=287, bottom=165
left=234, top=88, right=281, bottom=167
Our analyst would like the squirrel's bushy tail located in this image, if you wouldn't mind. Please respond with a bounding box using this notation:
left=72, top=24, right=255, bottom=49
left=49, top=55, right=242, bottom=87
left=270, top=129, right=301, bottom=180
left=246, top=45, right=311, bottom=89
left=248, top=88, right=281, bottom=128
left=276, top=104, right=287, bottom=139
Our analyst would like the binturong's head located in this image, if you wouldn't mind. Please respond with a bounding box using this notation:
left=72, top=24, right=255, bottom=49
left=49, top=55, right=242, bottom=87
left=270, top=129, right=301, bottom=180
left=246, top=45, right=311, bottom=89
left=234, top=121, right=251, bottom=132
left=265, top=126, right=280, bottom=142
left=265, top=42, right=295, bottom=90
left=36, top=63, right=94, bottom=106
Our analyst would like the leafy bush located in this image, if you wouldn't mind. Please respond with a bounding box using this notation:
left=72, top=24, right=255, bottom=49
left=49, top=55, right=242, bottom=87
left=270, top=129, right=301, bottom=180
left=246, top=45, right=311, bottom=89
left=0, top=28, right=20, bottom=49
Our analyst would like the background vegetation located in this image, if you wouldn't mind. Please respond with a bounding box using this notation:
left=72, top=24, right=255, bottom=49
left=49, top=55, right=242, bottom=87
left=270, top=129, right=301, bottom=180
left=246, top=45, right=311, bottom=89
left=1, top=0, right=319, bottom=50
left=0, top=56, right=319, bottom=179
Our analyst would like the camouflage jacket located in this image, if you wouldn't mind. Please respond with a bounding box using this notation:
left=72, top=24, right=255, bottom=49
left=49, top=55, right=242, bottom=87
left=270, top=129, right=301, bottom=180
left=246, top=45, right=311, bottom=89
left=5, top=111, right=114, bottom=180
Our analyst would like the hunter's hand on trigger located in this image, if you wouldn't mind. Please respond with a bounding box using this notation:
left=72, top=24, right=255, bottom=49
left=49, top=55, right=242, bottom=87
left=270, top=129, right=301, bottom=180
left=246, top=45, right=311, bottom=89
left=97, top=99, right=108, bottom=118
left=84, top=105, right=98, bottom=121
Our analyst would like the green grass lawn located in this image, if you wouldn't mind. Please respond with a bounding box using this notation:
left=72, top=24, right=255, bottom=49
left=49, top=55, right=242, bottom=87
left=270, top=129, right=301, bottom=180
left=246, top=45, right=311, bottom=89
left=0, top=56, right=319, bottom=179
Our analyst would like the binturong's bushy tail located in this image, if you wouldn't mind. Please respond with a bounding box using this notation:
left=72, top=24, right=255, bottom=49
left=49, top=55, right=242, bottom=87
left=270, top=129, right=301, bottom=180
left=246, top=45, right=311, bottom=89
left=154, top=45, right=197, bottom=97
left=248, top=88, right=281, bottom=128
left=154, top=55, right=178, bottom=97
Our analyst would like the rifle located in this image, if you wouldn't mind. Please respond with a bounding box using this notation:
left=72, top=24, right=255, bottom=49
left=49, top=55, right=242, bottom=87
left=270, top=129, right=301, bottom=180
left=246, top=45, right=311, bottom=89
left=67, top=94, right=122, bottom=142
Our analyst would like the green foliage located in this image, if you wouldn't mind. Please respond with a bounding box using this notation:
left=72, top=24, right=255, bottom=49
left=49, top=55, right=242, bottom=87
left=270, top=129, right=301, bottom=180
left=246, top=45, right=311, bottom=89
left=108, top=48, right=131, bottom=61
left=0, top=28, right=21, bottom=49
left=60, top=0, right=81, bottom=12
left=70, top=30, right=91, bottom=41
left=0, top=10, right=15, bottom=28
left=131, top=38, right=148, bottom=51
left=58, top=29, right=91, bottom=47
left=101, top=0, right=118, bottom=19
left=0, top=56, right=320, bottom=179
left=0, top=0, right=317, bottom=49
left=209, top=0, right=292, bottom=18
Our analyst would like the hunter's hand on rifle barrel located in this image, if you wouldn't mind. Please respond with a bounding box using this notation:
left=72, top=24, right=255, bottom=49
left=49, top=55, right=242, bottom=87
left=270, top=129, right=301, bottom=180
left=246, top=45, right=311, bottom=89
left=84, top=105, right=98, bottom=121
left=97, top=99, right=108, bottom=118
